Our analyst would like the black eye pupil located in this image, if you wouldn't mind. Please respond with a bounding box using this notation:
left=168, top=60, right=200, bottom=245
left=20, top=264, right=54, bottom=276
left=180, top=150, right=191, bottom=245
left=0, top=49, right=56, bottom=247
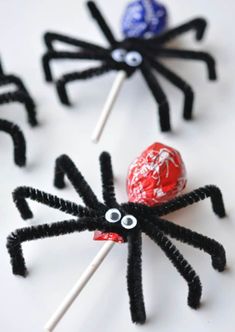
left=111, top=212, right=119, bottom=220
left=124, top=218, right=133, bottom=226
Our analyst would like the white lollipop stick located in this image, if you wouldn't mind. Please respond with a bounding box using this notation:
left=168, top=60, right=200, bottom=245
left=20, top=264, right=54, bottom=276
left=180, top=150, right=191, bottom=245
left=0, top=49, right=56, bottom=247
left=44, top=240, right=115, bottom=332
left=91, top=70, right=127, bottom=143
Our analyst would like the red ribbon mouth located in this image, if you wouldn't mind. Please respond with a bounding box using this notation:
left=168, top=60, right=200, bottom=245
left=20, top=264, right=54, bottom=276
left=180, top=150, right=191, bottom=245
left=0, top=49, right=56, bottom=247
left=93, top=231, right=124, bottom=243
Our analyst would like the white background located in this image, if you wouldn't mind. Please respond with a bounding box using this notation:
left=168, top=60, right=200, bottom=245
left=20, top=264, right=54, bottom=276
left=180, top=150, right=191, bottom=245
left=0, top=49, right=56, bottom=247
left=0, top=0, right=234, bottom=331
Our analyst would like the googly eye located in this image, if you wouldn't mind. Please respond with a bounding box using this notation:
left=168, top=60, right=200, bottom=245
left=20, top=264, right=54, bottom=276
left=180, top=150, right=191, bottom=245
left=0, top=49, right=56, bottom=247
left=121, top=215, right=137, bottom=229
left=125, top=51, right=143, bottom=67
left=111, top=49, right=127, bottom=62
left=105, top=208, right=122, bottom=223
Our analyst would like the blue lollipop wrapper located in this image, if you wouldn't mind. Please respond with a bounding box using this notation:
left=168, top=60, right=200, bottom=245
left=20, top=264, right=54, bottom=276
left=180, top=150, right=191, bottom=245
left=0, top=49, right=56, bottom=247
left=122, top=0, right=168, bottom=38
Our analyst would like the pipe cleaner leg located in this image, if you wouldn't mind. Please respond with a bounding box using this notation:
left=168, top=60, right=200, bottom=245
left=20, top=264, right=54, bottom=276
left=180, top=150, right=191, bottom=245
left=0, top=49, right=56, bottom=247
left=155, top=218, right=226, bottom=272
left=127, top=232, right=146, bottom=324
left=0, top=119, right=26, bottom=167
left=99, top=152, right=117, bottom=207
left=56, top=64, right=112, bottom=106
left=150, top=59, right=194, bottom=120
left=0, top=74, right=29, bottom=94
left=54, top=154, right=101, bottom=209
left=141, top=61, right=171, bottom=132
left=144, top=226, right=202, bottom=309
left=156, top=185, right=226, bottom=218
left=42, top=51, right=107, bottom=82
left=156, top=48, right=217, bottom=80
left=151, top=18, right=207, bottom=44
left=6, top=218, right=93, bottom=277
left=0, top=91, right=37, bottom=127
left=44, top=32, right=106, bottom=52
left=0, top=76, right=38, bottom=126
left=13, top=186, right=88, bottom=220
left=87, top=1, right=117, bottom=46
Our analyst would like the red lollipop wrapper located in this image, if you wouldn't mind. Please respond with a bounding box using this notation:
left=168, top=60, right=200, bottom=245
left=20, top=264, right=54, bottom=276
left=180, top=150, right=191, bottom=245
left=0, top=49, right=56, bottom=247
left=93, top=231, right=124, bottom=243
left=127, top=142, right=187, bottom=206
left=94, top=142, right=187, bottom=243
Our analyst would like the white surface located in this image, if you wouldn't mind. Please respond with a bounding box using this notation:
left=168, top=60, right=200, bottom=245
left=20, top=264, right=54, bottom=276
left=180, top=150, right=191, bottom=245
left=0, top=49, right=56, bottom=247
left=0, top=1, right=234, bottom=332
left=45, top=241, right=115, bottom=331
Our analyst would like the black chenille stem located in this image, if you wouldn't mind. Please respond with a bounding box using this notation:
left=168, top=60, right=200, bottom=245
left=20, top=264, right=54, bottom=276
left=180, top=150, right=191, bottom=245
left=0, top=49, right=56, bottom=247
left=155, top=185, right=226, bottom=218
left=150, top=48, right=217, bottom=80
left=54, top=154, right=102, bottom=210
left=42, top=50, right=109, bottom=82
left=0, top=91, right=37, bottom=127
left=56, top=64, right=112, bottom=106
left=6, top=218, right=96, bottom=277
left=87, top=1, right=117, bottom=46
left=149, top=18, right=207, bottom=44
left=12, top=186, right=88, bottom=220
left=153, top=218, right=226, bottom=272
left=141, top=60, right=171, bottom=131
left=44, top=32, right=107, bottom=52
left=99, top=152, right=117, bottom=207
left=143, top=223, right=202, bottom=309
left=0, top=120, right=26, bottom=167
left=127, top=231, right=146, bottom=324
left=147, top=56, right=194, bottom=120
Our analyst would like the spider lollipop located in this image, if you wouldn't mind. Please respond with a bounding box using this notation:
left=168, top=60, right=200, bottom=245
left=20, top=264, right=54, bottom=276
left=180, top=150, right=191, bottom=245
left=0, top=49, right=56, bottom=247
left=7, top=143, right=226, bottom=329
left=42, top=1, right=216, bottom=142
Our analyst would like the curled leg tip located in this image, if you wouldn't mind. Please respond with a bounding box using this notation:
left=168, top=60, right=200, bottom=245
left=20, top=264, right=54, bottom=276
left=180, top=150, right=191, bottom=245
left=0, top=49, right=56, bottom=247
left=13, top=267, right=28, bottom=277
left=212, top=255, right=226, bottom=272
left=131, top=311, right=146, bottom=325
left=188, top=298, right=201, bottom=310
left=54, top=182, right=66, bottom=189
left=21, top=210, right=33, bottom=220
left=188, top=277, right=202, bottom=309
left=56, top=81, right=71, bottom=106
left=15, top=158, right=26, bottom=168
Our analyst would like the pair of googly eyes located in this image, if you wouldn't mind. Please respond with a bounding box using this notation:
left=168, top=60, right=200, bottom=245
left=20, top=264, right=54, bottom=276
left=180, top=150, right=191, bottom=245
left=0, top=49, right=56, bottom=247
left=105, top=208, right=137, bottom=229
left=111, top=49, right=143, bottom=67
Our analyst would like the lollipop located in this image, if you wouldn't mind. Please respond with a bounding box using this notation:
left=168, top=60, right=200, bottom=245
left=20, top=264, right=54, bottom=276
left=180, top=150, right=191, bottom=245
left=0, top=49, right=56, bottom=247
left=42, top=1, right=216, bottom=142
left=7, top=143, right=226, bottom=329
left=122, top=0, right=168, bottom=38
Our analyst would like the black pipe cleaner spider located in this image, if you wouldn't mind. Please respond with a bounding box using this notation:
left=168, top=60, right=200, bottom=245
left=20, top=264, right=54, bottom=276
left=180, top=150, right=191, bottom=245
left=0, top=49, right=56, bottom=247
left=42, top=1, right=216, bottom=132
left=7, top=152, right=226, bottom=324
left=0, top=59, right=37, bottom=166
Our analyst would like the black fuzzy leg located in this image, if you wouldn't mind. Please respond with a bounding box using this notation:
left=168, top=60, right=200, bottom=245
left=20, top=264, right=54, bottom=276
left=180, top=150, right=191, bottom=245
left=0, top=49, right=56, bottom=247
left=56, top=64, right=112, bottom=106
left=0, top=60, right=4, bottom=75
left=154, top=218, right=226, bottom=272
left=87, top=1, right=117, bottom=46
left=99, top=152, right=117, bottom=207
left=44, top=32, right=107, bottom=52
left=13, top=186, right=88, bottom=220
left=0, top=91, right=37, bottom=127
left=155, top=185, right=226, bottom=218
left=6, top=218, right=95, bottom=277
left=54, top=154, right=102, bottom=210
left=42, top=51, right=109, bottom=82
left=155, top=48, right=216, bottom=80
left=127, top=231, right=146, bottom=324
left=141, top=61, right=171, bottom=132
left=144, top=225, right=202, bottom=308
left=0, top=119, right=26, bottom=167
left=0, top=74, right=29, bottom=94
left=149, top=58, right=194, bottom=120
left=152, top=18, right=207, bottom=44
